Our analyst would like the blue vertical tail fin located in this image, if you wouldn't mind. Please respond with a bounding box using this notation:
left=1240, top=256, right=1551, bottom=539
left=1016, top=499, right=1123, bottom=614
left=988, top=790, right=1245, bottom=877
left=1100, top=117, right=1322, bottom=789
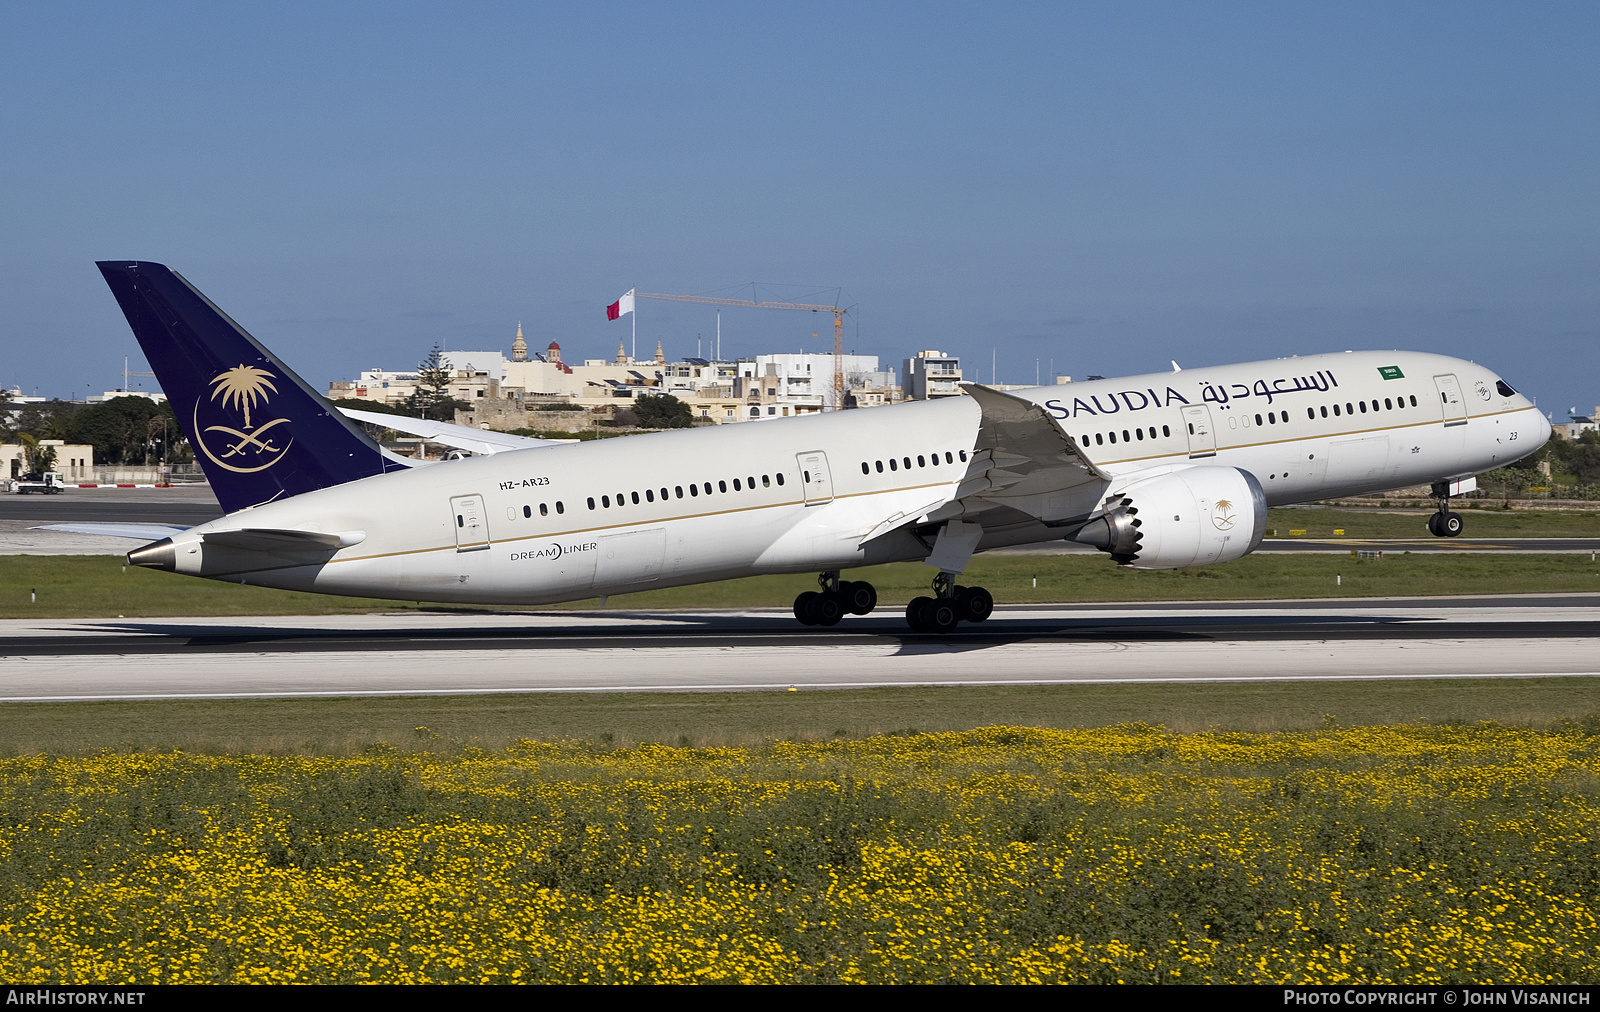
left=97, top=261, right=406, bottom=513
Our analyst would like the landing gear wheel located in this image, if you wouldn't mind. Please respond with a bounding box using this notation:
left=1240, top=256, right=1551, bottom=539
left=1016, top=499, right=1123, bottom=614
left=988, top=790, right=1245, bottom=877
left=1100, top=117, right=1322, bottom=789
left=793, top=591, right=820, bottom=626
left=956, top=585, right=994, bottom=623
left=906, top=596, right=934, bottom=632
left=813, top=592, right=844, bottom=627
left=1442, top=511, right=1463, bottom=537
left=1427, top=513, right=1442, bottom=537
left=840, top=580, right=878, bottom=615
left=925, top=598, right=960, bottom=634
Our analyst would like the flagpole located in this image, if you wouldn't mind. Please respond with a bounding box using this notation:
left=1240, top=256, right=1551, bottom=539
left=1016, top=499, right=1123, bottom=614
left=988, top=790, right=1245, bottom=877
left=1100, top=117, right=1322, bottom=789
left=632, top=304, right=636, bottom=363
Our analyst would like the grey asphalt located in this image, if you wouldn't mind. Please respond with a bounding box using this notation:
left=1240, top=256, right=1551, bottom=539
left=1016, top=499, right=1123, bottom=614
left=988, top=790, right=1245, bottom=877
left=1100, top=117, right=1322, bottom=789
left=3, top=596, right=1597, bottom=701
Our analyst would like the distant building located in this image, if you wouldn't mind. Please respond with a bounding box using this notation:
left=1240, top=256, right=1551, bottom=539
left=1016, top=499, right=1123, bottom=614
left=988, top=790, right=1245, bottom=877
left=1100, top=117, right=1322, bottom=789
left=85, top=389, right=166, bottom=404
left=903, top=350, right=963, bottom=399
left=2, top=440, right=93, bottom=480
left=328, top=326, right=904, bottom=428
left=1558, top=413, right=1598, bottom=441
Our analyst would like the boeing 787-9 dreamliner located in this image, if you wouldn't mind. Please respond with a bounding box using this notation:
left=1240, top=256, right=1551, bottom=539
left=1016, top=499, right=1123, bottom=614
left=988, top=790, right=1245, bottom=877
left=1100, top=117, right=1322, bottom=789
left=55, top=262, right=1550, bottom=633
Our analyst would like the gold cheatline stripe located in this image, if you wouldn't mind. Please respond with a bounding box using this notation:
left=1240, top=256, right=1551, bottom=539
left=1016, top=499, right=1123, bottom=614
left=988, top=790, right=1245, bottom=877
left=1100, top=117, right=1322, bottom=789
left=202, top=477, right=960, bottom=578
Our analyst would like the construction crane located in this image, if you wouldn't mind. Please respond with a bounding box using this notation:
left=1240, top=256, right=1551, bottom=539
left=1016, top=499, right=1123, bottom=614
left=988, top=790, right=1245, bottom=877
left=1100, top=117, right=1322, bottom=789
left=634, top=291, right=850, bottom=411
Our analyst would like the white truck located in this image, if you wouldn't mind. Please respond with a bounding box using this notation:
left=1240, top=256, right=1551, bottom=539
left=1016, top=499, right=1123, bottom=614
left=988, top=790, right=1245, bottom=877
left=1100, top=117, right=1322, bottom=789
left=13, top=472, right=66, bottom=494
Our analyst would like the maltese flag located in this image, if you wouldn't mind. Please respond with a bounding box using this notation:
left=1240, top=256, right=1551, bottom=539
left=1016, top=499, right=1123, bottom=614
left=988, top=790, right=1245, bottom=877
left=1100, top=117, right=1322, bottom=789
left=606, top=290, right=635, bottom=321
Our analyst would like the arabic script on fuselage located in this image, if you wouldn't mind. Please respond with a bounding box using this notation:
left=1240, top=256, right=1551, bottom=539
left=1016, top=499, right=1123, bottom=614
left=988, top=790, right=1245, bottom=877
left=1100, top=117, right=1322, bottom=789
left=1042, top=370, right=1338, bottom=420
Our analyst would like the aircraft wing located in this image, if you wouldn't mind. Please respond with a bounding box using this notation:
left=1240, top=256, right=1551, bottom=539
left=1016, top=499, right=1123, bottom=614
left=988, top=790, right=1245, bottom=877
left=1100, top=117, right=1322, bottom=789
left=336, top=407, right=568, bottom=455
left=925, top=384, right=1110, bottom=525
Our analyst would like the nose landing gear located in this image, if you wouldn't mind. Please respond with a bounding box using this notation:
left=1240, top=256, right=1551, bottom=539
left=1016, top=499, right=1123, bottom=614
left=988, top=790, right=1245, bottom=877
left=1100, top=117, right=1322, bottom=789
left=905, top=573, right=994, bottom=633
left=1428, top=481, right=1464, bottom=538
left=793, top=571, right=878, bottom=627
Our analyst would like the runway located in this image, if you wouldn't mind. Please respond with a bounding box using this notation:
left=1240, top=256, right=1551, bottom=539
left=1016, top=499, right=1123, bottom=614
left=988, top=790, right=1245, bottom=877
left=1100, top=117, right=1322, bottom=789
left=4, top=595, right=1597, bottom=701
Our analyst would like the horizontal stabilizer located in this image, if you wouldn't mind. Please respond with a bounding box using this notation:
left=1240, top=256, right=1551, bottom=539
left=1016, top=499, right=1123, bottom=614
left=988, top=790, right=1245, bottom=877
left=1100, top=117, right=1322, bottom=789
left=33, top=523, right=190, bottom=541
left=337, top=407, right=566, bottom=454
left=202, top=528, right=366, bottom=551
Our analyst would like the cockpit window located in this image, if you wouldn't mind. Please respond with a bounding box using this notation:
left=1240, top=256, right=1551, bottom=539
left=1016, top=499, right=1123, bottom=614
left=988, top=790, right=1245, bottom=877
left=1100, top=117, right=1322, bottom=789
left=1496, top=380, right=1516, bottom=397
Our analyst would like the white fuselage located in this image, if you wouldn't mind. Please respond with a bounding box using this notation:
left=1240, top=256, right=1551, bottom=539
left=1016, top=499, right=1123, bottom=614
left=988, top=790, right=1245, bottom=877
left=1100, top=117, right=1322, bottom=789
left=165, top=350, right=1547, bottom=604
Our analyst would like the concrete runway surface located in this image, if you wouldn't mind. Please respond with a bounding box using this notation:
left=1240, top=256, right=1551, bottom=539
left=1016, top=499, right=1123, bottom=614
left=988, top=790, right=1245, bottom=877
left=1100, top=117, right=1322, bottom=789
left=2, top=596, right=1597, bottom=702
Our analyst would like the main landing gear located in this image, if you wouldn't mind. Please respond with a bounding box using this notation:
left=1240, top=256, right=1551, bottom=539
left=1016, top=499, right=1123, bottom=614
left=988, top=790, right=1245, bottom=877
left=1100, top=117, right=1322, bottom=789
left=1427, top=481, right=1464, bottom=538
left=793, top=571, right=878, bottom=627
left=905, top=572, right=993, bottom=634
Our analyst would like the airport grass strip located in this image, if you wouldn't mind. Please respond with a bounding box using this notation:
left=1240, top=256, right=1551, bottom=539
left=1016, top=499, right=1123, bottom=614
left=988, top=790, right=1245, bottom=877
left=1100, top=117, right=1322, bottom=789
left=4, top=551, right=1600, bottom=618
left=0, top=723, right=1597, bottom=983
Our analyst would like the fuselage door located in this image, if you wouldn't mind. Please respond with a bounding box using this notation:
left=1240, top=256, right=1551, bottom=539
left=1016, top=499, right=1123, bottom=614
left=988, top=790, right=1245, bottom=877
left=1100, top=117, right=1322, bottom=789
left=1180, top=405, right=1217, bottom=458
left=1433, top=374, right=1468, bottom=427
left=450, top=494, right=491, bottom=552
left=797, top=451, right=834, bottom=505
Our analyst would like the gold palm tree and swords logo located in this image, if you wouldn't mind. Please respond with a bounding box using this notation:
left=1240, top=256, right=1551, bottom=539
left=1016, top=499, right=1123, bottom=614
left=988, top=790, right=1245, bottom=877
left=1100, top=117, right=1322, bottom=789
left=193, top=365, right=294, bottom=472
left=1211, top=498, right=1237, bottom=531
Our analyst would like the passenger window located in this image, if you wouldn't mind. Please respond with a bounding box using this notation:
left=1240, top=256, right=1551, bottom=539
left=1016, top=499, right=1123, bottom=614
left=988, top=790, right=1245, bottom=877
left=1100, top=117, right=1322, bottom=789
left=1409, top=395, right=1418, bottom=407
left=689, top=484, right=698, bottom=497
left=733, top=478, right=742, bottom=490
left=1359, top=402, right=1367, bottom=414
left=945, top=452, right=954, bottom=463
left=1135, top=428, right=1144, bottom=440
left=875, top=461, right=883, bottom=472
left=661, top=487, right=669, bottom=501
left=587, top=497, right=595, bottom=510
left=1333, top=404, right=1341, bottom=416
left=1162, top=425, right=1170, bottom=437
left=861, top=462, right=869, bottom=474
left=1385, top=398, right=1393, bottom=410
left=917, top=455, right=925, bottom=467
left=1267, top=413, right=1274, bottom=425
left=776, top=473, right=784, bottom=485
left=1321, top=406, right=1328, bottom=418
left=1121, top=430, right=1130, bottom=442
left=540, top=503, right=548, bottom=516
left=602, top=495, right=611, bottom=507
left=930, top=451, right=940, bottom=465
left=632, top=491, right=640, bottom=504
left=1255, top=414, right=1263, bottom=426
left=719, top=480, right=727, bottom=493
left=1108, top=431, right=1117, bottom=444
left=1308, top=408, right=1316, bottom=419
left=704, top=482, right=712, bottom=495
left=675, top=486, right=684, bottom=498
left=889, top=458, right=897, bottom=470
left=1347, top=402, right=1354, bottom=414
left=803, top=471, right=811, bottom=482
left=1371, top=400, right=1379, bottom=412
left=1149, top=427, right=1156, bottom=439
left=959, top=451, right=967, bottom=462
left=762, top=476, right=770, bottom=488
left=646, top=489, right=655, bottom=502
left=556, top=501, right=564, bottom=514
left=903, top=457, right=911, bottom=469
left=523, top=505, right=531, bottom=518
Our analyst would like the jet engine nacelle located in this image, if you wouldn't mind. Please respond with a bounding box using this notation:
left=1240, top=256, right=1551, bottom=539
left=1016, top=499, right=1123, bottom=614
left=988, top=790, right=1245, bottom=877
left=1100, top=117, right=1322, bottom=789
left=1068, top=465, right=1268, bottom=569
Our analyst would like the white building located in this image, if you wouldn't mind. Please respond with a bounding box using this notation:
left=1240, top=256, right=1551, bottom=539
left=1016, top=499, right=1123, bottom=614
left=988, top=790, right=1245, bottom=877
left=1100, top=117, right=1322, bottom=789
left=903, top=350, right=963, bottom=399
left=737, top=353, right=895, bottom=412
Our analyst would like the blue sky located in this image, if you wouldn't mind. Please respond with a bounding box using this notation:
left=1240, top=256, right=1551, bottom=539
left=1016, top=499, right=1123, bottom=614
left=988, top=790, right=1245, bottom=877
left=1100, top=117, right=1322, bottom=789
left=2, top=2, right=1596, bottom=416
